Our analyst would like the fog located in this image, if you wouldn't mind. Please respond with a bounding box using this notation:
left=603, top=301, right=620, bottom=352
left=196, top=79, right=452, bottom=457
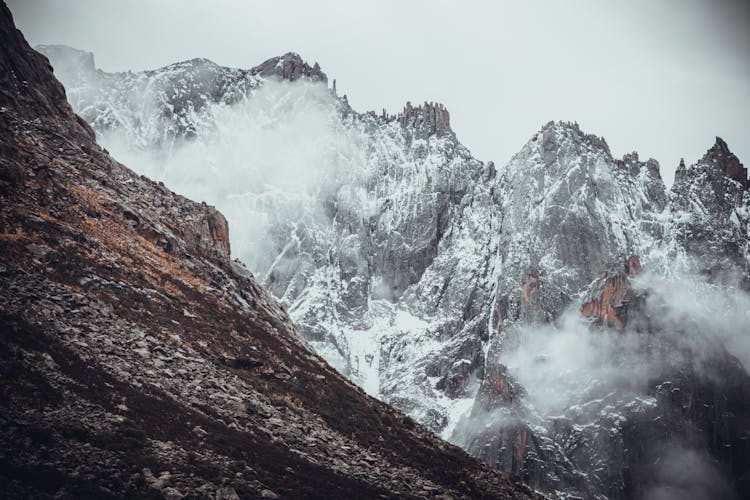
left=101, top=78, right=366, bottom=274
left=473, top=268, right=750, bottom=497
left=502, top=312, right=653, bottom=415
left=643, top=444, right=737, bottom=500
left=637, top=270, right=750, bottom=370
left=503, top=270, right=750, bottom=417
left=8, top=0, right=750, bottom=187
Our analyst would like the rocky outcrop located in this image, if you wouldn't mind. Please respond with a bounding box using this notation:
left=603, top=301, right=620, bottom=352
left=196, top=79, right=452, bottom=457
left=616, top=151, right=668, bottom=211
left=255, top=52, right=328, bottom=83
left=708, top=137, right=748, bottom=187
left=580, top=255, right=642, bottom=329
left=0, top=3, right=535, bottom=498
left=399, top=101, right=452, bottom=137
left=671, top=138, right=750, bottom=284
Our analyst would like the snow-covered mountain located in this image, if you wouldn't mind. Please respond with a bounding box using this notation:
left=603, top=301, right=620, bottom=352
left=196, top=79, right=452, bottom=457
left=40, top=45, right=750, bottom=499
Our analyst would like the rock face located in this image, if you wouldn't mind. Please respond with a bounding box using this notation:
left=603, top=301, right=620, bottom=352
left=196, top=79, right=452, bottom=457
left=0, top=3, right=536, bottom=499
left=671, top=137, right=750, bottom=285
left=580, top=255, right=642, bottom=329
left=460, top=254, right=750, bottom=499
left=38, top=31, right=750, bottom=500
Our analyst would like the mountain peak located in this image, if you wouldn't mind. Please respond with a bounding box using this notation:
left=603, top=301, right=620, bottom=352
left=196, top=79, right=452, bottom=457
left=620, top=152, right=662, bottom=178
left=35, top=44, right=94, bottom=64
left=254, top=52, right=327, bottom=83
left=162, top=57, right=222, bottom=72
left=35, top=44, right=97, bottom=78
left=712, top=135, right=730, bottom=152
left=398, top=101, right=451, bottom=136
left=701, top=136, right=747, bottom=187
left=525, top=120, right=611, bottom=160
left=540, top=119, right=580, bottom=133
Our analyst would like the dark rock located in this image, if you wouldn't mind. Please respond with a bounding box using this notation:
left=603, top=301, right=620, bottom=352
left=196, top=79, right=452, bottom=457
left=255, top=52, right=328, bottom=83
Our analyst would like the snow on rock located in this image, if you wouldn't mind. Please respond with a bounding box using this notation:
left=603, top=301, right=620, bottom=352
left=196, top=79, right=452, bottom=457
left=40, top=45, right=750, bottom=499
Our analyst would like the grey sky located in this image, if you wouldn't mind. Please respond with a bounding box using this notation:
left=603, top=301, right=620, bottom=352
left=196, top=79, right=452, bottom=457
left=8, top=0, right=750, bottom=186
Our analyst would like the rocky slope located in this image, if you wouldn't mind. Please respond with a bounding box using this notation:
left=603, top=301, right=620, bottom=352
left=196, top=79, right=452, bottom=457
left=37, top=28, right=750, bottom=500
left=0, top=4, right=537, bottom=499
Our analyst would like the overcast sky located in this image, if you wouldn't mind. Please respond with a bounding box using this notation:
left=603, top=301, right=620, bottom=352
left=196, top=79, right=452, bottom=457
left=8, top=0, right=750, bottom=186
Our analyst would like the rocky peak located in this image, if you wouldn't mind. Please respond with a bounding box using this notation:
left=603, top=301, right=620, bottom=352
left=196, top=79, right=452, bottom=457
left=35, top=44, right=96, bottom=79
left=163, top=57, right=222, bottom=72
left=611, top=152, right=668, bottom=210
left=398, top=101, right=452, bottom=137
left=670, top=138, right=749, bottom=284
left=254, top=52, right=328, bottom=83
left=511, top=121, right=612, bottom=173
left=619, top=151, right=662, bottom=178
left=676, top=157, right=686, bottom=172
left=676, top=137, right=747, bottom=188
left=621, top=151, right=640, bottom=163
left=538, top=120, right=611, bottom=156
left=705, top=136, right=748, bottom=187
left=672, top=137, right=748, bottom=205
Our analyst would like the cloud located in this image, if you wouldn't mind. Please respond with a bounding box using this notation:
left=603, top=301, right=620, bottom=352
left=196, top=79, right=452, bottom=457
left=458, top=266, right=750, bottom=496
left=499, top=267, right=750, bottom=420
left=99, top=78, right=358, bottom=275
left=643, top=443, right=737, bottom=500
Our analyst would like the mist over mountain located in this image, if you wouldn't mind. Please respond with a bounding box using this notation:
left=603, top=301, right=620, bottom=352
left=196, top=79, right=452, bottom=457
left=34, top=42, right=750, bottom=499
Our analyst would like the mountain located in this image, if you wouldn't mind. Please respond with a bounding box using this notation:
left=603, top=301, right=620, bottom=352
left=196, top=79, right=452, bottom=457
left=0, top=3, right=536, bottom=499
left=36, top=32, right=750, bottom=500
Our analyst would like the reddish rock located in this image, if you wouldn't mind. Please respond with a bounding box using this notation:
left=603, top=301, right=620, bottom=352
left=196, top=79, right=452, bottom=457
left=713, top=137, right=748, bottom=187
left=520, top=269, right=539, bottom=307
left=726, top=155, right=748, bottom=185
left=580, top=256, right=641, bottom=329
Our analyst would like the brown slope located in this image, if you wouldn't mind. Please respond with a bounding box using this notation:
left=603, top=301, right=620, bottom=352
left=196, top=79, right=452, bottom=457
left=0, top=3, right=537, bottom=499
